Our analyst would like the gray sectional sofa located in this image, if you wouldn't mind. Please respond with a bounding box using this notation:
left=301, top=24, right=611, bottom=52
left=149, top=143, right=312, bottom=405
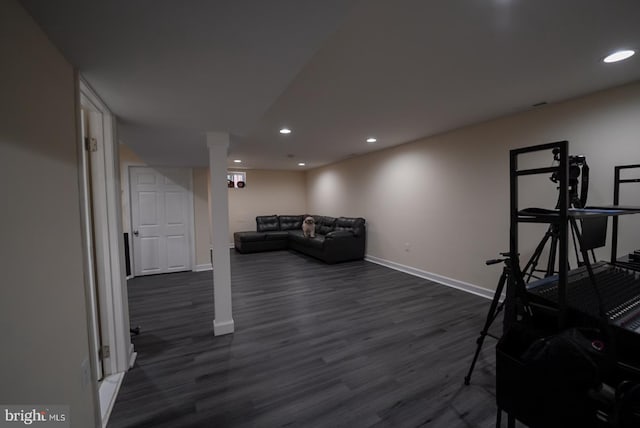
left=233, top=215, right=366, bottom=264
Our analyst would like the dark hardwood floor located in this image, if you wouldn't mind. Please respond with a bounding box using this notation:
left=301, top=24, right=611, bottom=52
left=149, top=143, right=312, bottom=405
left=108, top=250, right=506, bottom=428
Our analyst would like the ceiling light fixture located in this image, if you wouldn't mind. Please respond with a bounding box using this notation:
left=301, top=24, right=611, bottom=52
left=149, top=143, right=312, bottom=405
left=603, top=49, right=635, bottom=63
left=233, top=159, right=242, bottom=163
left=366, top=137, right=377, bottom=143
left=280, top=128, right=292, bottom=134
left=298, top=162, right=306, bottom=166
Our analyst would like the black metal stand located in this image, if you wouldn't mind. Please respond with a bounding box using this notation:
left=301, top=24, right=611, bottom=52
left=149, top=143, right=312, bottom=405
left=464, top=253, right=512, bottom=386
left=611, top=164, right=640, bottom=263
left=521, top=223, right=560, bottom=281
left=521, top=186, right=591, bottom=282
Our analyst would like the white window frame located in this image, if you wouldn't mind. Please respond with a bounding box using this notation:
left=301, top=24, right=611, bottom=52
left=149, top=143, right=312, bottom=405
left=227, top=171, right=246, bottom=188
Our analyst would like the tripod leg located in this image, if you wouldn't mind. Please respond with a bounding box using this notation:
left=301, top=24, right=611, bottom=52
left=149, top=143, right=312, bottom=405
left=464, top=269, right=508, bottom=385
left=547, top=227, right=558, bottom=277
left=522, top=227, right=552, bottom=281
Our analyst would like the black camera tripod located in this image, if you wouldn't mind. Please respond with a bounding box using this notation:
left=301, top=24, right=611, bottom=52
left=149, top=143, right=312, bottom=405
left=464, top=253, right=513, bottom=386
left=522, top=151, right=591, bottom=281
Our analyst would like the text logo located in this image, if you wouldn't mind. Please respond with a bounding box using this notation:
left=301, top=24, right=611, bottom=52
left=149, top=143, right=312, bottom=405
left=1, top=406, right=69, bottom=427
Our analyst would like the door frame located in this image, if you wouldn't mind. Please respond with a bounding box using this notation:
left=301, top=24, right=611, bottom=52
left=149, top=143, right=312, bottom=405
left=78, top=107, right=104, bottom=383
left=78, top=77, right=134, bottom=426
left=128, top=166, right=196, bottom=276
left=120, top=160, right=146, bottom=280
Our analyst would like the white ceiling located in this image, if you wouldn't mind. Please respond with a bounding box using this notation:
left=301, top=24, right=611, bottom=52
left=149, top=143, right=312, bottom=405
left=21, top=0, right=640, bottom=170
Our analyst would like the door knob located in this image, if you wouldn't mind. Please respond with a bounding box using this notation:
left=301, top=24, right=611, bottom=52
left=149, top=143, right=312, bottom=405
left=133, top=230, right=139, bottom=236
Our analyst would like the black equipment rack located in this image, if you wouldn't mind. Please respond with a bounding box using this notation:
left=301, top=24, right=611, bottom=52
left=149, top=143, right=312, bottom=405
left=611, top=163, right=640, bottom=265
left=507, top=141, right=640, bottom=329
left=507, top=140, right=572, bottom=329
left=499, top=141, right=640, bottom=427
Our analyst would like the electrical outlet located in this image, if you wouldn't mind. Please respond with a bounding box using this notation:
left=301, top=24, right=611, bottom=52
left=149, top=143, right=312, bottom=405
left=404, top=242, right=411, bottom=252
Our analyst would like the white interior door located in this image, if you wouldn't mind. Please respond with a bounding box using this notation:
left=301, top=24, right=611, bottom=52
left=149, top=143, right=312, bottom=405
left=130, top=167, right=193, bottom=276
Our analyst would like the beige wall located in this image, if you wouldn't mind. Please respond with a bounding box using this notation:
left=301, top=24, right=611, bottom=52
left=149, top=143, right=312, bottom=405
left=119, top=146, right=213, bottom=267
left=307, top=82, right=640, bottom=291
left=196, top=168, right=308, bottom=264
left=229, top=169, right=307, bottom=240
left=119, top=155, right=306, bottom=267
left=119, top=142, right=144, bottom=164
left=0, top=0, right=98, bottom=426
left=193, top=167, right=211, bottom=266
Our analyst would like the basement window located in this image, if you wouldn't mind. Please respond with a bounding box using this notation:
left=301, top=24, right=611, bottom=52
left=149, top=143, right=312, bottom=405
left=227, top=171, right=246, bottom=188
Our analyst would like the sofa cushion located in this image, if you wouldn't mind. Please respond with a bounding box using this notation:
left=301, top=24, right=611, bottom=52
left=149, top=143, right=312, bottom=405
left=264, top=231, right=289, bottom=240
left=335, top=217, right=366, bottom=237
left=279, top=215, right=304, bottom=231
left=234, top=231, right=267, bottom=242
left=288, top=230, right=325, bottom=249
left=317, top=216, right=336, bottom=235
left=256, top=215, right=279, bottom=232
left=325, top=230, right=354, bottom=239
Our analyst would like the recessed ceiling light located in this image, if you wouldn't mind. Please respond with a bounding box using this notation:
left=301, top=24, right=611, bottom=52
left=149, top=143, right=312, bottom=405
left=233, top=159, right=242, bottom=163
left=298, top=162, right=306, bottom=166
left=280, top=128, right=292, bottom=134
left=366, top=137, right=377, bottom=143
left=603, top=49, right=635, bottom=63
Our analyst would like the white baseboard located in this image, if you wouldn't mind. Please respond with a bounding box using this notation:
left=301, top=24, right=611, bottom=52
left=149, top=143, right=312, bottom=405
left=99, top=372, right=124, bottom=428
left=364, top=255, right=497, bottom=300
left=128, top=347, right=137, bottom=369
left=194, top=263, right=213, bottom=272
left=213, top=319, right=235, bottom=336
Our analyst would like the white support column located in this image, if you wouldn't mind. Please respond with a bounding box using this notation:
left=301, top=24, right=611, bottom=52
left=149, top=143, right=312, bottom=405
left=207, top=132, right=235, bottom=335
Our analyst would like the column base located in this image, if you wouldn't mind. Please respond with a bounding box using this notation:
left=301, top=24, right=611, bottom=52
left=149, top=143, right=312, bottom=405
left=213, top=319, right=235, bottom=336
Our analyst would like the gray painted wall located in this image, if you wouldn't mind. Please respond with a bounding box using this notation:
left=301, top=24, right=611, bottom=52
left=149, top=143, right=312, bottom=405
left=0, top=1, right=98, bottom=426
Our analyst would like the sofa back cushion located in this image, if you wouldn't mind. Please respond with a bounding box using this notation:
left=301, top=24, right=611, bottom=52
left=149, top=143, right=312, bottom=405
left=335, top=217, right=366, bottom=237
left=279, top=215, right=304, bottom=231
left=256, top=215, right=279, bottom=232
left=316, top=216, right=336, bottom=235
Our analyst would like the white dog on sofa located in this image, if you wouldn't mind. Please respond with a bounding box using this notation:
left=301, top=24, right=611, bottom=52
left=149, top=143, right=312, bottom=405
left=302, top=216, right=316, bottom=238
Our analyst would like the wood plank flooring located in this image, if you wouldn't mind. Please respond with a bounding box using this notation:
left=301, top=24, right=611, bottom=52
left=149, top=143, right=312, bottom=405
left=108, top=250, right=507, bottom=428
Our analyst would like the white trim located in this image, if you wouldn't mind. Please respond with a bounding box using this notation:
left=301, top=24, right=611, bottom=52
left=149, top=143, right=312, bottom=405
left=80, top=76, right=111, bottom=112
left=121, top=161, right=146, bottom=277
left=364, top=255, right=497, bottom=300
left=213, top=319, right=235, bottom=336
left=187, top=169, right=196, bottom=271
left=104, top=113, right=132, bottom=375
left=75, top=75, right=103, bottom=428
left=80, top=78, right=133, bottom=377
left=129, top=350, right=137, bottom=369
left=194, top=263, right=213, bottom=272
left=99, top=373, right=124, bottom=428
left=78, top=109, right=103, bottom=382
left=84, top=105, right=120, bottom=378
left=129, top=344, right=138, bottom=368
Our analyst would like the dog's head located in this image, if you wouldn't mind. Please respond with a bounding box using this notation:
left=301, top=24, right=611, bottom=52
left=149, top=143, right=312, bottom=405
left=304, top=217, right=315, bottom=225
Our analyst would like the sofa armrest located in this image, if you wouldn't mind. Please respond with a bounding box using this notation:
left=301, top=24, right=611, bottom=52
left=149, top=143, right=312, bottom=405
left=325, top=230, right=355, bottom=240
